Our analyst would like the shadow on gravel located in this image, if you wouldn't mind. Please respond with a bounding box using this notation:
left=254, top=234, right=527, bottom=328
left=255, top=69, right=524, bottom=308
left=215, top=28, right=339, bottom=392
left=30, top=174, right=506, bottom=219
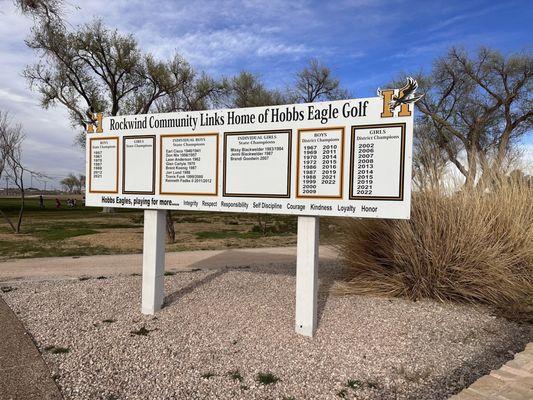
left=163, top=268, right=228, bottom=308
left=162, top=249, right=342, bottom=330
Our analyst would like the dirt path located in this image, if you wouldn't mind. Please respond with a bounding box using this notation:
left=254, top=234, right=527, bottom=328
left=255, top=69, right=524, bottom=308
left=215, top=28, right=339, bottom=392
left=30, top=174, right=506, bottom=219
left=0, top=246, right=338, bottom=281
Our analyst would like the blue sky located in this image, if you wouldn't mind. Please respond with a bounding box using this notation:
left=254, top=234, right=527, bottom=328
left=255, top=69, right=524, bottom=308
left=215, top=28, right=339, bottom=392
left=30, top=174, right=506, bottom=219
left=0, top=0, right=531, bottom=187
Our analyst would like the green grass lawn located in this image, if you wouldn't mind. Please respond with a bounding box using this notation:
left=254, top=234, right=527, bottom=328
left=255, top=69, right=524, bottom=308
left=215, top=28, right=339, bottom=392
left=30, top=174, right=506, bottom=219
left=0, top=197, right=141, bottom=259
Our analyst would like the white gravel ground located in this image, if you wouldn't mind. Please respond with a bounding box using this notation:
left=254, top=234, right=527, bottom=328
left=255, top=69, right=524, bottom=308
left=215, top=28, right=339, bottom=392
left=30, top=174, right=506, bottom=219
left=2, top=263, right=532, bottom=400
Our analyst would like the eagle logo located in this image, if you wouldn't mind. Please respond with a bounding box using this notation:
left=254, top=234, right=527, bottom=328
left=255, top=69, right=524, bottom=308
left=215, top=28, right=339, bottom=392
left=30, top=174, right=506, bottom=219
left=377, top=77, right=423, bottom=112
left=85, top=106, right=98, bottom=127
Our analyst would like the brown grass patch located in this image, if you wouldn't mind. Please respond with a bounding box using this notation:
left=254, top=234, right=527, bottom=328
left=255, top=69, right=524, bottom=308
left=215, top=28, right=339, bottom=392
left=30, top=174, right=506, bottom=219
left=335, top=178, right=533, bottom=321
left=68, top=222, right=298, bottom=253
left=68, top=229, right=143, bottom=251
left=0, top=233, right=37, bottom=242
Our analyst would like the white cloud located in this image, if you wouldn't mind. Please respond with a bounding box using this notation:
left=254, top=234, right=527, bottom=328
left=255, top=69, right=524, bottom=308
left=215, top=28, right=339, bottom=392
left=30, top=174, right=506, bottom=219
left=427, top=4, right=506, bottom=33
left=0, top=88, right=35, bottom=104
left=155, top=28, right=312, bottom=67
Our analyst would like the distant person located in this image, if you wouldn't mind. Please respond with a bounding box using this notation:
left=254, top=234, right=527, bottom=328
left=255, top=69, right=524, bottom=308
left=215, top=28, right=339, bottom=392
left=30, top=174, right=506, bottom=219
left=55, top=198, right=61, bottom=208
left=39, top=194, right=44, bottom=208
left=73, top=199, right=77, bottom=207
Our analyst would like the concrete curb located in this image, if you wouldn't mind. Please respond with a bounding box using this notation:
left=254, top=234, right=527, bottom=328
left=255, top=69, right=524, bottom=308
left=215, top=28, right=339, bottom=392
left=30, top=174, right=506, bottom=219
left=450, top=342, right=533, bottom=400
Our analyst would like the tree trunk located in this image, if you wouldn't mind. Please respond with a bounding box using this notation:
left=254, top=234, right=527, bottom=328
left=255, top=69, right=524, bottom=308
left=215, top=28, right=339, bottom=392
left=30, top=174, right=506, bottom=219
left=166, top=210, right=175, bottom=243
left=257, top=215, right=269, bottom=236
left=493, top=124, right=513, bottom=177
left=16, top=189, right=24, bottom=233
left=464, top=145, right=478, bottom=189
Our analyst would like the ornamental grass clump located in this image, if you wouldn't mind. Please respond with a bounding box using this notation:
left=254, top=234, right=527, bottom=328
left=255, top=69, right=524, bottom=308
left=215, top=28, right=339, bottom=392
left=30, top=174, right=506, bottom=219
left=335, top=177, right=533, bottom=321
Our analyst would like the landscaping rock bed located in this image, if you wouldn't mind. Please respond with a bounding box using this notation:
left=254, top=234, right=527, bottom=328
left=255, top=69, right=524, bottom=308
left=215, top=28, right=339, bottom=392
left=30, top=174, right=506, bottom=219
left=3, top=264, right=531, bottom=399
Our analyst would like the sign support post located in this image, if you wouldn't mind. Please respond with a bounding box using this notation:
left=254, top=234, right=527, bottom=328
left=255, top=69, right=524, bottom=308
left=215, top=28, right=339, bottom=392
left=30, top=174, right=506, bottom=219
left=141, top=209, right=166, bottom=314
left=295, top=216, right=319, bottom=337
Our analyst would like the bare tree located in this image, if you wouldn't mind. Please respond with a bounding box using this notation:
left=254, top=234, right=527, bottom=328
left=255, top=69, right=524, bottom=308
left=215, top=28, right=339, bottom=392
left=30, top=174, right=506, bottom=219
left=414, top=47, right=532, bottom=188
left=0, top=111, right=30, bottom=233
left=292, top=58, right=349, bottom=103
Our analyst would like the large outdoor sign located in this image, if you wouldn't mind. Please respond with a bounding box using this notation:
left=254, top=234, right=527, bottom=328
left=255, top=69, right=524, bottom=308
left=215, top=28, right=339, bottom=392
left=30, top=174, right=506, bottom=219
left=86, top=90, right=415, bottom=219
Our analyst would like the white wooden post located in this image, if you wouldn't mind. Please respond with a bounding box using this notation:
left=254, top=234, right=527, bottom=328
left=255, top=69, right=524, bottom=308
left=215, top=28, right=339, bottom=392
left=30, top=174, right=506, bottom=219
left=295, top=215, right=319, bottom=337
left=141, top=209, right=166, bottom=314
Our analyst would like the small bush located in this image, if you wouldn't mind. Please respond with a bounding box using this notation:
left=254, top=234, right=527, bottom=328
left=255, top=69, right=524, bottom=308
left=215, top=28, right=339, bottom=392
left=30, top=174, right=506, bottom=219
left=346, top=379, right=362, bottom=389
left=335, top=178, right=533, bottom=321
left=336, top=389, right=347, bottom=398
left=229, top=370, right=243, bottom=382
left=130, top=325, right=153, bottom=336
left=44, top=345, right=70, bottom=354
left=367, top=381, right=379, bottom=389
left=51, top=347, right=70, bottom=354
left=255, top=372, right=279, bottom=385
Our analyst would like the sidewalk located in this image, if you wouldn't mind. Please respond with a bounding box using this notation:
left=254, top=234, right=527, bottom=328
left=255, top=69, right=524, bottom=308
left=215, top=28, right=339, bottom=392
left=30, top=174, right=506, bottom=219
left=0, top=246, right=338, bottom=282
left=0, top=296, right=62, bottom=399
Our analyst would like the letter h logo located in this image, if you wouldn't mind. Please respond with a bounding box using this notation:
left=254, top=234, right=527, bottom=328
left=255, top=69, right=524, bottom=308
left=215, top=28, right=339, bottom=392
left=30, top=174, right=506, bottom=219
left=87, top=113, right=103, bottom=133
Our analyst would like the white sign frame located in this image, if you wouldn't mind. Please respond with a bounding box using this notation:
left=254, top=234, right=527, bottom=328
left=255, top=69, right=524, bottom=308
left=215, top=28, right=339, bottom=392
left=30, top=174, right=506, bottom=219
left=86, top=97, right=413, bottom=220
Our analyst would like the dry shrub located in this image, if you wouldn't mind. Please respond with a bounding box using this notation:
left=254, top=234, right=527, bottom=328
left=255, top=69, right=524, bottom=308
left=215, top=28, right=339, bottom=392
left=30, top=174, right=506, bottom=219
left=335, top=178, right=533, bottom=321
